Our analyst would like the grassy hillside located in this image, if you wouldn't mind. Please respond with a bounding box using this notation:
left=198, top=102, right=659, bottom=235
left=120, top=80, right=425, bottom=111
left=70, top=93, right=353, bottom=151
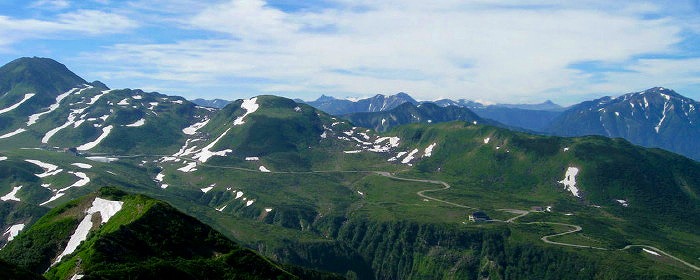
left=0, top=188, right=315, bottom=279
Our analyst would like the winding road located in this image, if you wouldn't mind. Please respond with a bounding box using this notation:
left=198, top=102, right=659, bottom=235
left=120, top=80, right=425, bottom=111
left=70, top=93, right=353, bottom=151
left=92, top=153, right=699, bottom=272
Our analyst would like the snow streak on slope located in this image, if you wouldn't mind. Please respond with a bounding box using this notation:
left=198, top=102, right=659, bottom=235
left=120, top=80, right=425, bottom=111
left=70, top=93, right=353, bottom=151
left=0, top=93, right=35, bottom=115
left=25, top=159, right=62, bottom=177
left=27, top=87, right=83, bottom=126
left=54, top=197, right=123, bottom=265
left=192, top=128, right=232, bottom=163
left=0, top=128, right=26, bottom=139
left=76, top=125, right=113, bottom=150
left=42, top=107, right=87, bottom=143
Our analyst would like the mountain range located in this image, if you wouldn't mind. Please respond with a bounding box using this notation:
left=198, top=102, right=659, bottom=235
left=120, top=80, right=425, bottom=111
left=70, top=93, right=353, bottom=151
left=0, top=57, right=698, bottom=279
left=545, top=87, right=700, bottom=160
left=287, top=89, right=700, bottom=161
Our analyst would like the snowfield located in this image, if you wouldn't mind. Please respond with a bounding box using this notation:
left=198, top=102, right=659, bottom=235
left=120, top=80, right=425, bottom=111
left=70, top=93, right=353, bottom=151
left=558, top=167, right=581, bottom=197
left=259, top=166, right=271, bottom=172
left=1, top=186, right=22, bottom=201
left=54, top=197, right=123, bottom=265
left=233, top=97, right=260, bottom=125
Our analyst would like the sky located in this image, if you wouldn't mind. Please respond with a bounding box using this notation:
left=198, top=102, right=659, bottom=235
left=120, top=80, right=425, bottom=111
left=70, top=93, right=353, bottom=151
left=0, top=0, right=699, bottom=105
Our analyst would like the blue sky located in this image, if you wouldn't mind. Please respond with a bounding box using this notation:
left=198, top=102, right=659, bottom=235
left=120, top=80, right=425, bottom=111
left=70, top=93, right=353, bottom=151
left=1, top=0, right=699, bottom=105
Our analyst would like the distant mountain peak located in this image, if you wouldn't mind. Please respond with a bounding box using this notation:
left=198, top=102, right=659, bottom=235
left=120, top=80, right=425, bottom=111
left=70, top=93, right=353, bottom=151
left=315, top=94, right=337, bottom=102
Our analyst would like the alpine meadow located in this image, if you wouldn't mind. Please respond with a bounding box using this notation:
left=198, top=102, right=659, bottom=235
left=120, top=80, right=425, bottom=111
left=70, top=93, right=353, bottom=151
left=1, top=1, right=700, bottom=280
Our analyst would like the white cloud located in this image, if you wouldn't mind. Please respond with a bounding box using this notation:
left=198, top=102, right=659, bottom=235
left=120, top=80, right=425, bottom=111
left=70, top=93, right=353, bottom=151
left=0, top=9, right=137, bottom=47
left=30, top=0, right=71, bottom=10
left=82, top=0, right=697, bottom=103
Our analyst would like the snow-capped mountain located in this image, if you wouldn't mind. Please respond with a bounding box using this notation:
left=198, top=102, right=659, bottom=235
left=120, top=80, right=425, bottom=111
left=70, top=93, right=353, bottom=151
left=546, top=87, right=700, bottom=160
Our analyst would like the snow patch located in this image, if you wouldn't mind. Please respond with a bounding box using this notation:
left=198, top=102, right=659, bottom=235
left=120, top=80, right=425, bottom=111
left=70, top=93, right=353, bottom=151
left=117, top=98, right=129, bottom=105
left=245, top=200, right=255, bottom=207
left=155, top=173, right=165, bottom=182
left=0, top=128, right=26, bottom=139
left=25, top=159, right=62, bottom=177
left=201, top=186, right=214, bottom=193
left=3, top=223, right=25, bottom=242
left=182, top=118, right=209, bottom=135
left=233, top=97, right=259, bottom=125
left=66, top=172, right=90, bottom=188
left=192, top=127, right=233, bottom=162
left=483, top=137, right=490, bottom=144
left=259, top=165, right=271, bottom=172
left=55, top=197, right=123, bottom=265
left=125, top=118, right=145, bottom=127
left=265, top=208, right=273, bottom=212
left=216, top=205, right=227, bottom=212
left=0, top=156, right=6, bottom=161
left=177, top=162, right=198, bottom=172
left=76, top=125, right=113, bottom=151
left=344, top=150, right=361, bottom=154
left=401, top=149, right=420, bottom=164
left=235, top=191, right=244, bottom=199
left=71, top=163, right=92, bottom=169
left=40, top=193, right=65, bottom=206
left=0, top=93, right=35, bottom=115
left=245, top=157, right=259, bottom=161
left=1, top=186, right=22, bottom=201
left=87, top=90, right=111, bottom=105
left=615, top=199, right=629, bottom=207
left=558, top=167, right=580, bottom=197
left=423, top=143, right=437, bottom=157
left=563, top=147, right=570, bottom=152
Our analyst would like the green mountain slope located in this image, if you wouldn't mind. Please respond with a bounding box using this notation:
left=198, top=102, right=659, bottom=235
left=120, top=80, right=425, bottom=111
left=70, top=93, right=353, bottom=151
left=0, top=188, right=303, bottom=279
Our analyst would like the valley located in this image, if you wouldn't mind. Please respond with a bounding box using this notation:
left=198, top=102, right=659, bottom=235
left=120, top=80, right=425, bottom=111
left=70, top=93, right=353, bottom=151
left=0, top=57, right=698, bottom=279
